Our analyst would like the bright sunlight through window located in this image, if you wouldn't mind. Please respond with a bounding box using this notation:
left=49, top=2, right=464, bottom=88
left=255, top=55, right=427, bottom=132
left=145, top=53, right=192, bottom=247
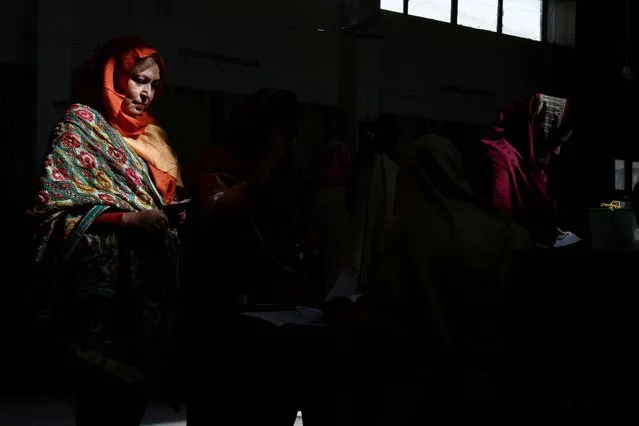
left=458, top=0, right=499, bottom=32
left=381, top=0, right=544, bottom=41
left=409, top=0, right=451, bottom=23
left=381, top=0, right=404, bottom=13
left=502, top=0, right=543, bottom=41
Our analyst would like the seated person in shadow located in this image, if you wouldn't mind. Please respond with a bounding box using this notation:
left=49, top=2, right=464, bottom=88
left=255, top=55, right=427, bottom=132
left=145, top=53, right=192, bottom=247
left=186, top=89, right=327, bottom=426
left=328, top=135, right=531, bottom=425
left=345, top=116, right=401, bottom=293
left=315, top=137, right=353, bottom=292
left=190, top=88, right=320, bottom=307
left=477, top=93, right=573, bottom=247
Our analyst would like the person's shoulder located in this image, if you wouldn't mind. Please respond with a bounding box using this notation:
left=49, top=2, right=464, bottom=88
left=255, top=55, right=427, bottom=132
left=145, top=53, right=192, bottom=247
left=145, top=122, right=170, bottom=141
left=481, top=137, right=520, bottom=168
left=59, top=103, right=105, bottom=126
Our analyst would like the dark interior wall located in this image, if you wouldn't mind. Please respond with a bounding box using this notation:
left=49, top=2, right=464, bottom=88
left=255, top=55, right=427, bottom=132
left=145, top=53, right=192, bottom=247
left=152, top=87, right=339, bottom=187
left=0, top=62, right=37, bottom=391
left=1, top=64, right=35, bottom=205
left=1, top=62, right=35, bottom=264
left=559, top=0, right=638, bottom=224
left=0, top=0, right=36, bottom=391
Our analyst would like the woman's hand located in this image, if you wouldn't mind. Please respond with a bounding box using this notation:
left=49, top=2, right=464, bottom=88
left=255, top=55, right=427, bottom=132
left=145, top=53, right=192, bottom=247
left=122, top=210, right=169, bottom=235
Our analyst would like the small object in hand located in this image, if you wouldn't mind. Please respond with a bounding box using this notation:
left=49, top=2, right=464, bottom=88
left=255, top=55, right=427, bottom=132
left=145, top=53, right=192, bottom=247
left=162, top=199, right=191, bottom=227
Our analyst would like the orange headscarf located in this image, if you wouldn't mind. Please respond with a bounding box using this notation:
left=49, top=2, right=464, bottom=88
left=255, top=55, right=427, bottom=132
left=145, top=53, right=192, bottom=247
left=78, top=36, right=182, bottom=202
left=97, top=36, right=165, bottom=137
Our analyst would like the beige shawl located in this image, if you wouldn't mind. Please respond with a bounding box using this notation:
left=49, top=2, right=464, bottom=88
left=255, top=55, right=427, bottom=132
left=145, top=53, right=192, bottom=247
left=373, top=134, right=531, bottom=386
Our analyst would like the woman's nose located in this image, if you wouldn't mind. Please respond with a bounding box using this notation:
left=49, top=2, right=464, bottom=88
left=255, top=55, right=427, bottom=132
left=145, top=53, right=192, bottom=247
left=141, top=86, right=153, bottom=102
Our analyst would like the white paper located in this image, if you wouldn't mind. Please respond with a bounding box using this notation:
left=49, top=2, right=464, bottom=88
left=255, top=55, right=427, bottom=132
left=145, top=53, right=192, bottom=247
left=554, top=231, right=582, bottom=248
left=170, top=198, right=191, bottom=205
left=350, top=293, right=363, bottom=302
left=242, top=306, right=326, bottom=327
left=324, top=269, right=360, bottom=302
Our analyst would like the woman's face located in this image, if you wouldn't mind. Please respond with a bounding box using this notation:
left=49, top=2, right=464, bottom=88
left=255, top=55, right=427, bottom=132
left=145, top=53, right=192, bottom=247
left=122, top=57, right=161, bottom=117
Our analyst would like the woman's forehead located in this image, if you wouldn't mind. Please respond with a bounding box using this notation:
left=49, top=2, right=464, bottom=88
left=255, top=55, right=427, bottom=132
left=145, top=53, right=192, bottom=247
left=133, top=57, right=159, bottom=73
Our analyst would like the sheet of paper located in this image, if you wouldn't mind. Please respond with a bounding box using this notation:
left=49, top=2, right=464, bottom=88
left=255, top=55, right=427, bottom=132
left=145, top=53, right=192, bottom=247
left=324, top=269, right=359, bottom=302
left=554, top=231, right=582, bottom=248
left=242, top=306, right=326, bottom=327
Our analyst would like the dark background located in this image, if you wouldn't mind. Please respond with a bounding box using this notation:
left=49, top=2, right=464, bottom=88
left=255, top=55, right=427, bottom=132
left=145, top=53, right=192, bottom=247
left=1, top=0, right=636, bottom=399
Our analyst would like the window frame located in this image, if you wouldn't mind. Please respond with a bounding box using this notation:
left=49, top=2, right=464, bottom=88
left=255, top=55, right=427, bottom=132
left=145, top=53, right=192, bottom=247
left=614, top=158, right=639, bottom=196
left=384, top=0, right=547, bottom=42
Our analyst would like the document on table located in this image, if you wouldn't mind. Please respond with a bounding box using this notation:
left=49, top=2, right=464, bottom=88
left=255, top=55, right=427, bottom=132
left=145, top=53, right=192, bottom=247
left=242, top=306, right=326, bottom=327
left=554, top=231, right=582, bottom=248
left=324, top=269, right=359, bottom=302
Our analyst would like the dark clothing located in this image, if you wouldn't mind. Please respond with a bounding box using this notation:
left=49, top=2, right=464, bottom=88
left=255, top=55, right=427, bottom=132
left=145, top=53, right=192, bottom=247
left=192, top=144, right=319, bottom=304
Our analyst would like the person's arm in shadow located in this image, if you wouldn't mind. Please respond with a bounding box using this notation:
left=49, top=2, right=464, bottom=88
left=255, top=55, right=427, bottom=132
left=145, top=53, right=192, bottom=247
left=195, top=172, right=260, bottom=220
left=195, top=139, right=289, bottom=222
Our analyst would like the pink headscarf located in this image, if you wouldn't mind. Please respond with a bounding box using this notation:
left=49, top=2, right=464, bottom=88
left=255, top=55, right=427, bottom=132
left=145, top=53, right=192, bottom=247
left=481, top=93, right=571, bottom=246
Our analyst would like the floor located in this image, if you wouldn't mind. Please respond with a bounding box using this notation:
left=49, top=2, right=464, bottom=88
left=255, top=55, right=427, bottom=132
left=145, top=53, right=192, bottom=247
left=0, top=396, right=303, bottom=425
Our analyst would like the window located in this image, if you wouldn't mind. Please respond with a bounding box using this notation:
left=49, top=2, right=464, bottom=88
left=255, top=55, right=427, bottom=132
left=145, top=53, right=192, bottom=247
left=381, top=0, right=545, bottom=41
left=458, top=0, right=499, bottom=32
left=614, top=159, right=639, bottom=192
left=615, top=159, right=626, bottom=191
left=380, top=0, right=404, bottom=13
left=502, top=0, right=543, bottom=41
left=409, top=0, right=451, bottom=23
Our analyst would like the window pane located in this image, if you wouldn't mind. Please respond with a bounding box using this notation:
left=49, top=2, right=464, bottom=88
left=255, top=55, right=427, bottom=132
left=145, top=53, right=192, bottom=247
left=458, top=0, right=499, bottom=32
left=633, top=162, right=639, bottom=191
left=409, top=0, right=451, bottom=23
left=381, top=0, right=404, bottom=13
left=615, top=159, right=626, bottom=191
left=503, top=0, right=543, bottom=41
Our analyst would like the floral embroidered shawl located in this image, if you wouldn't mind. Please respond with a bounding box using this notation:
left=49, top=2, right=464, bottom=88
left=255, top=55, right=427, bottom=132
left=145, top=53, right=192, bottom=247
left=31, top=103, right=166, bottom=262
left=28, top=103, right=179, bottom=384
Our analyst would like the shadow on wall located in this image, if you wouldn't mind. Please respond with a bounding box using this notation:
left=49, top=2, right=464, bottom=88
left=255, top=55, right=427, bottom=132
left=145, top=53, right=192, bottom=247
left=0, top=63, right=38, bottom=394
left=152, top=88, right=342, bottom=185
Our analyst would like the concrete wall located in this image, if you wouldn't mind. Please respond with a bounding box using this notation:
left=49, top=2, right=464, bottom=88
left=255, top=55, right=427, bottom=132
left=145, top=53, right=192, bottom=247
left=64, top=0, right=570, bottom=117
left=0, top=1, right=30, bottom=64
left=67, top=0, right=341, bottom=104
left=378, top=12, right=567, bottom=124
left=1, top=0, right=576, bottom=175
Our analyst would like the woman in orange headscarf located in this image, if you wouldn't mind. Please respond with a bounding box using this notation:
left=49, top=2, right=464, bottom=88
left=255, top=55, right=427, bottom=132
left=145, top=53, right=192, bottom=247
left=29, top=36, right=184, bottom=425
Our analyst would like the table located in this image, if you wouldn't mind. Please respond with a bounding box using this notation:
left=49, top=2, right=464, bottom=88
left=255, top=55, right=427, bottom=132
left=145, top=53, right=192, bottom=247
left=506, top=246, right=639, bottom=406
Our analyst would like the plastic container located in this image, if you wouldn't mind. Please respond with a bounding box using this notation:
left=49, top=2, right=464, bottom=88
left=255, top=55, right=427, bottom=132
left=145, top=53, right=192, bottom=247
left=587, top=207, right=639, bottom=252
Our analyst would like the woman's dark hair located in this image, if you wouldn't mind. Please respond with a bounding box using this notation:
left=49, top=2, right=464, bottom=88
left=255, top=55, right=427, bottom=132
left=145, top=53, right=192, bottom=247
left=252, top=88, right=303, bottom=133
left=225, top=88, right=303, bottom=160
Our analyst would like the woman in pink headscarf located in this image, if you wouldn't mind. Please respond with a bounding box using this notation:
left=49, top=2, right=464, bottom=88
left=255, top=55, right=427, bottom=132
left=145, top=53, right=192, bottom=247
left=481, top=93, right=573, bottom=247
